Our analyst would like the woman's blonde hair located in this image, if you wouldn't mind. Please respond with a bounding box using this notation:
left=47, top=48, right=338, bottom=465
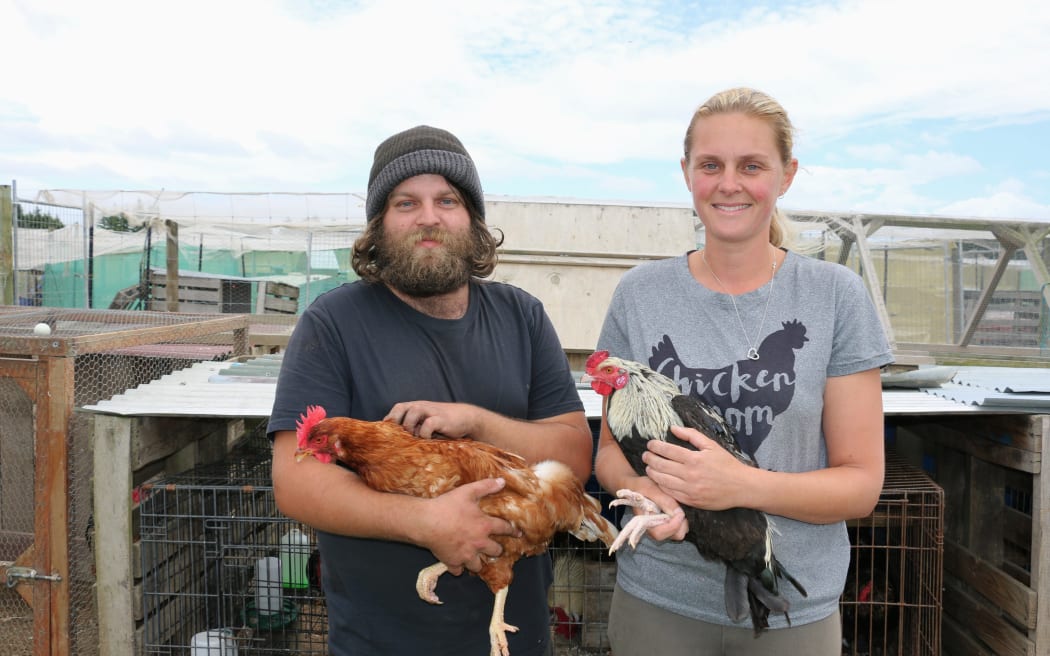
left=684, top=87, right=800, bottom=249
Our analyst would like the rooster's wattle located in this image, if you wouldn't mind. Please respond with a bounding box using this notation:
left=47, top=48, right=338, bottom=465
left=585, top=351, right=806, bottom=633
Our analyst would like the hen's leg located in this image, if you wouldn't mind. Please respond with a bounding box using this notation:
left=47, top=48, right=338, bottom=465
left=608, top=489, right=671, bottom=552
left=488, top=586, right=518, bottom=656
left=415, top=562, right=449, bottom=604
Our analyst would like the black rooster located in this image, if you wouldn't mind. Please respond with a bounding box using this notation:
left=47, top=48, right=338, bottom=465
left=585, top=350, right=806, bottom=634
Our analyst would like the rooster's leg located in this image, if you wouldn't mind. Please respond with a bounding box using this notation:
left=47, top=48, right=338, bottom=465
left=608, top=489, right=671, bottom=552
left=415, top=562, right=449, bottom=604
left=488, top=586, right=518, bottom=656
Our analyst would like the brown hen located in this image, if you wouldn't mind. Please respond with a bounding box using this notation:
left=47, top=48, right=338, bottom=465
left=294, top=405, right=618, bottom=656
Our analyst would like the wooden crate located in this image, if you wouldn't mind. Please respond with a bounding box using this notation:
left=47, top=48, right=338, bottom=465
left=896, top=413, right=1050, bottom=656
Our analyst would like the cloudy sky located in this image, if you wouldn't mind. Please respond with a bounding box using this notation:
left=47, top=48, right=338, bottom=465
left=3, top=0, right=1050, bottom=221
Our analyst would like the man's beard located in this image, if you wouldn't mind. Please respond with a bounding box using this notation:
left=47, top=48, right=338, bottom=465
left=376, top=226, right=476, bottom=297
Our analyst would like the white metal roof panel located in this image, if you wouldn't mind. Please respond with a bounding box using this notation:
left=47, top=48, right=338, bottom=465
left=81, top=357, right=1025, bottom=419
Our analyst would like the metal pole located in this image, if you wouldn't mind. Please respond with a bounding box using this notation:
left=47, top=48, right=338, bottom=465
left=305, top=231, right=313, bottom=307
left=1, top=182, right=14, bottom=304
left=82, top=192, right=90, bottom=308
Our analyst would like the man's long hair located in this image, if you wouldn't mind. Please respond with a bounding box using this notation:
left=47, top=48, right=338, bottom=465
left=350, top=183, right=503, bottom=283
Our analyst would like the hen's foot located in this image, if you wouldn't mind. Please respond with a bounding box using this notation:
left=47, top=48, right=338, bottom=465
left=415, top=562, right=449, bottom=604
left=489, top=586, right=518, bottom=656
left=608, top=489, right=670, bottom=552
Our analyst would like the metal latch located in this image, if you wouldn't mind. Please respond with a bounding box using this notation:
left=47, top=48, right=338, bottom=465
left=5, top=567, right=63, bottom=588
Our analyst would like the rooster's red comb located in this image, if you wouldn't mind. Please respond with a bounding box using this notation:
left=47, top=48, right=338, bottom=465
left=296, top=405, right=328, bottom=449
left=585, top=350, right=610, bottom=374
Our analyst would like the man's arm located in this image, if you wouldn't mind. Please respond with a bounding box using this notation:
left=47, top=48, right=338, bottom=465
left=270, top=430, right=515, bottom=574
left=383, top=403, right=594, bottom=483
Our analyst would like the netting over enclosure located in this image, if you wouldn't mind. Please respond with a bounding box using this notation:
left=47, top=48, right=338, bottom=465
left=12, top=190, right=366, bottom=312
left=5, top=188, right=1050, bottom=358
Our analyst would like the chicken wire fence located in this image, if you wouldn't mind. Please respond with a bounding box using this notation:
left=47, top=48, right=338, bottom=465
left=0, top=307, right=248, bottom=656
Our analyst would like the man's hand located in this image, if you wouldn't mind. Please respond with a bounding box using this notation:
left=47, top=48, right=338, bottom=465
left=417, top=477, right=517, bottom=575
left=385, top=401, right=480, bottom=439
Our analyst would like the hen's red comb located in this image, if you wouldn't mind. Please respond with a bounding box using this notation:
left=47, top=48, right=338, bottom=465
left=585, top=350, right=609, bottom=374
left=296, top=405, right=328, bottom=448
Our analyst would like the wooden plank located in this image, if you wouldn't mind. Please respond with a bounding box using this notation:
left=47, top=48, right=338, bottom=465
left=93, top=414, right=135, bottom=656
left=970, top=456, right=1005, bottom=563
left=914, top=420, right=1039, bottom=473
left=943, top=577, right=1034, bottom=656
left=36, top=355, right=73, bottom=656
left=1003, top=506, right=1032, bottom=558
left=1031, top=414, right=1050, bottom=655
left=945, top=538, right=1036, bottom=629
left=263, top=296, right=299, bottom=314
left=943, top=614, right=995, bottom=656
left=254, top=281, right=268, bottom=314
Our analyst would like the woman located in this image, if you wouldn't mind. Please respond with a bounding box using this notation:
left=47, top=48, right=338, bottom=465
left=594, top=87, right=893, bottom=655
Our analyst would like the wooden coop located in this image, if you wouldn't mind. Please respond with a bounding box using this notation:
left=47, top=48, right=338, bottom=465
left=145, top=268, right=301, bottom=316
left=0, top=307, right=251, bottom=656
left=897, top=413, right=1050, bottom=656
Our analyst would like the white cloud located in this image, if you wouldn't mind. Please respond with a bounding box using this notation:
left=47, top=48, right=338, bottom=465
left=3, top=0, right=1050, bottom=220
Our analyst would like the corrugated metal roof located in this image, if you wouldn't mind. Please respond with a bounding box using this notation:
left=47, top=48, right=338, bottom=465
left=920, top=366, right=1050, bottom=409
left=951, top=367, right=1050, bottom=394
left=84, top=357, right=1043, bottom=419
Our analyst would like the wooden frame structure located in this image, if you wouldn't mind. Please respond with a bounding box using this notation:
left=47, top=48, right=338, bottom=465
left=789, top=211, right=1050, bottom=353
left=0, top=308, right=249, bottom=656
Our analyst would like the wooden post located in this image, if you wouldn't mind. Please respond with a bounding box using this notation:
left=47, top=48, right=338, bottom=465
left=34, top=355, right=73, bottom=656
left=165, top=220, right=179, bottom=312
left=1, top=184, right=14, bottom=304
left=93, top=415, right=135, bottom=656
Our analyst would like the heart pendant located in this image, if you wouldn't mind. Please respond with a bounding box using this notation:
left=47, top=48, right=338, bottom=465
left=746, top=348, right=760, bottom=361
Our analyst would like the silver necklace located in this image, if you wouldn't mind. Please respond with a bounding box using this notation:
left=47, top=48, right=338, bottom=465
left=702, top=249, right=777, bottom=361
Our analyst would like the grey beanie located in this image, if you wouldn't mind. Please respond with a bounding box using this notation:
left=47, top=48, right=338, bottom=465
left=365, top=125, right=485, bottom=221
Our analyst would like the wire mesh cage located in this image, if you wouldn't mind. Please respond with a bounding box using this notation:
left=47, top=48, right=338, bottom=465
left=140, top=453, right=328, bottom=655
left=0, top=307, right=250, bottom=656
left=841, top=451, right=944, bottom=656
left=546, top=419, right=620, bottom=656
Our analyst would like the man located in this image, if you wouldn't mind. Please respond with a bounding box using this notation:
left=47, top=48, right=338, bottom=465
left=268, top=125, right=592, bottom=656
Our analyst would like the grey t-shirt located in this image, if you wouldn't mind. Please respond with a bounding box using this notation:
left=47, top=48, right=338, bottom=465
left=597, top=249, right=893, bottom=628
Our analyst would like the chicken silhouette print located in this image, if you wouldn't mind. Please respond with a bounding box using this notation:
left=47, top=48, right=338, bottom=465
left=648, top=319, right=809, bottom=457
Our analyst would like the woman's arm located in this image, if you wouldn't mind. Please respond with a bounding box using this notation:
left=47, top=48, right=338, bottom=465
left=646, top=367, right=885, bottom=524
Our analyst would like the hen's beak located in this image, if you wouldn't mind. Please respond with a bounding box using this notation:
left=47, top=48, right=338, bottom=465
left=294, top=448, right=312, bottom=462
left=579, top=373, right=595, bottom=384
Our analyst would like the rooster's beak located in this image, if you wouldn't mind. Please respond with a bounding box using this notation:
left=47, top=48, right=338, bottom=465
left=579, top=373, right=594, bottom=385
left=294, top=449, right=312, bottom=462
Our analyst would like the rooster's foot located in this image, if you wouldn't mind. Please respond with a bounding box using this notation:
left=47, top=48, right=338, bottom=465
left=415, top=562, right=449, bottom=604
left=608, top=489, right=671, bottom=552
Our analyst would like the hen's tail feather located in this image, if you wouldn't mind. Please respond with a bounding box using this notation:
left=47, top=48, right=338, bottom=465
left=571, top=511, right=619, bottom=547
